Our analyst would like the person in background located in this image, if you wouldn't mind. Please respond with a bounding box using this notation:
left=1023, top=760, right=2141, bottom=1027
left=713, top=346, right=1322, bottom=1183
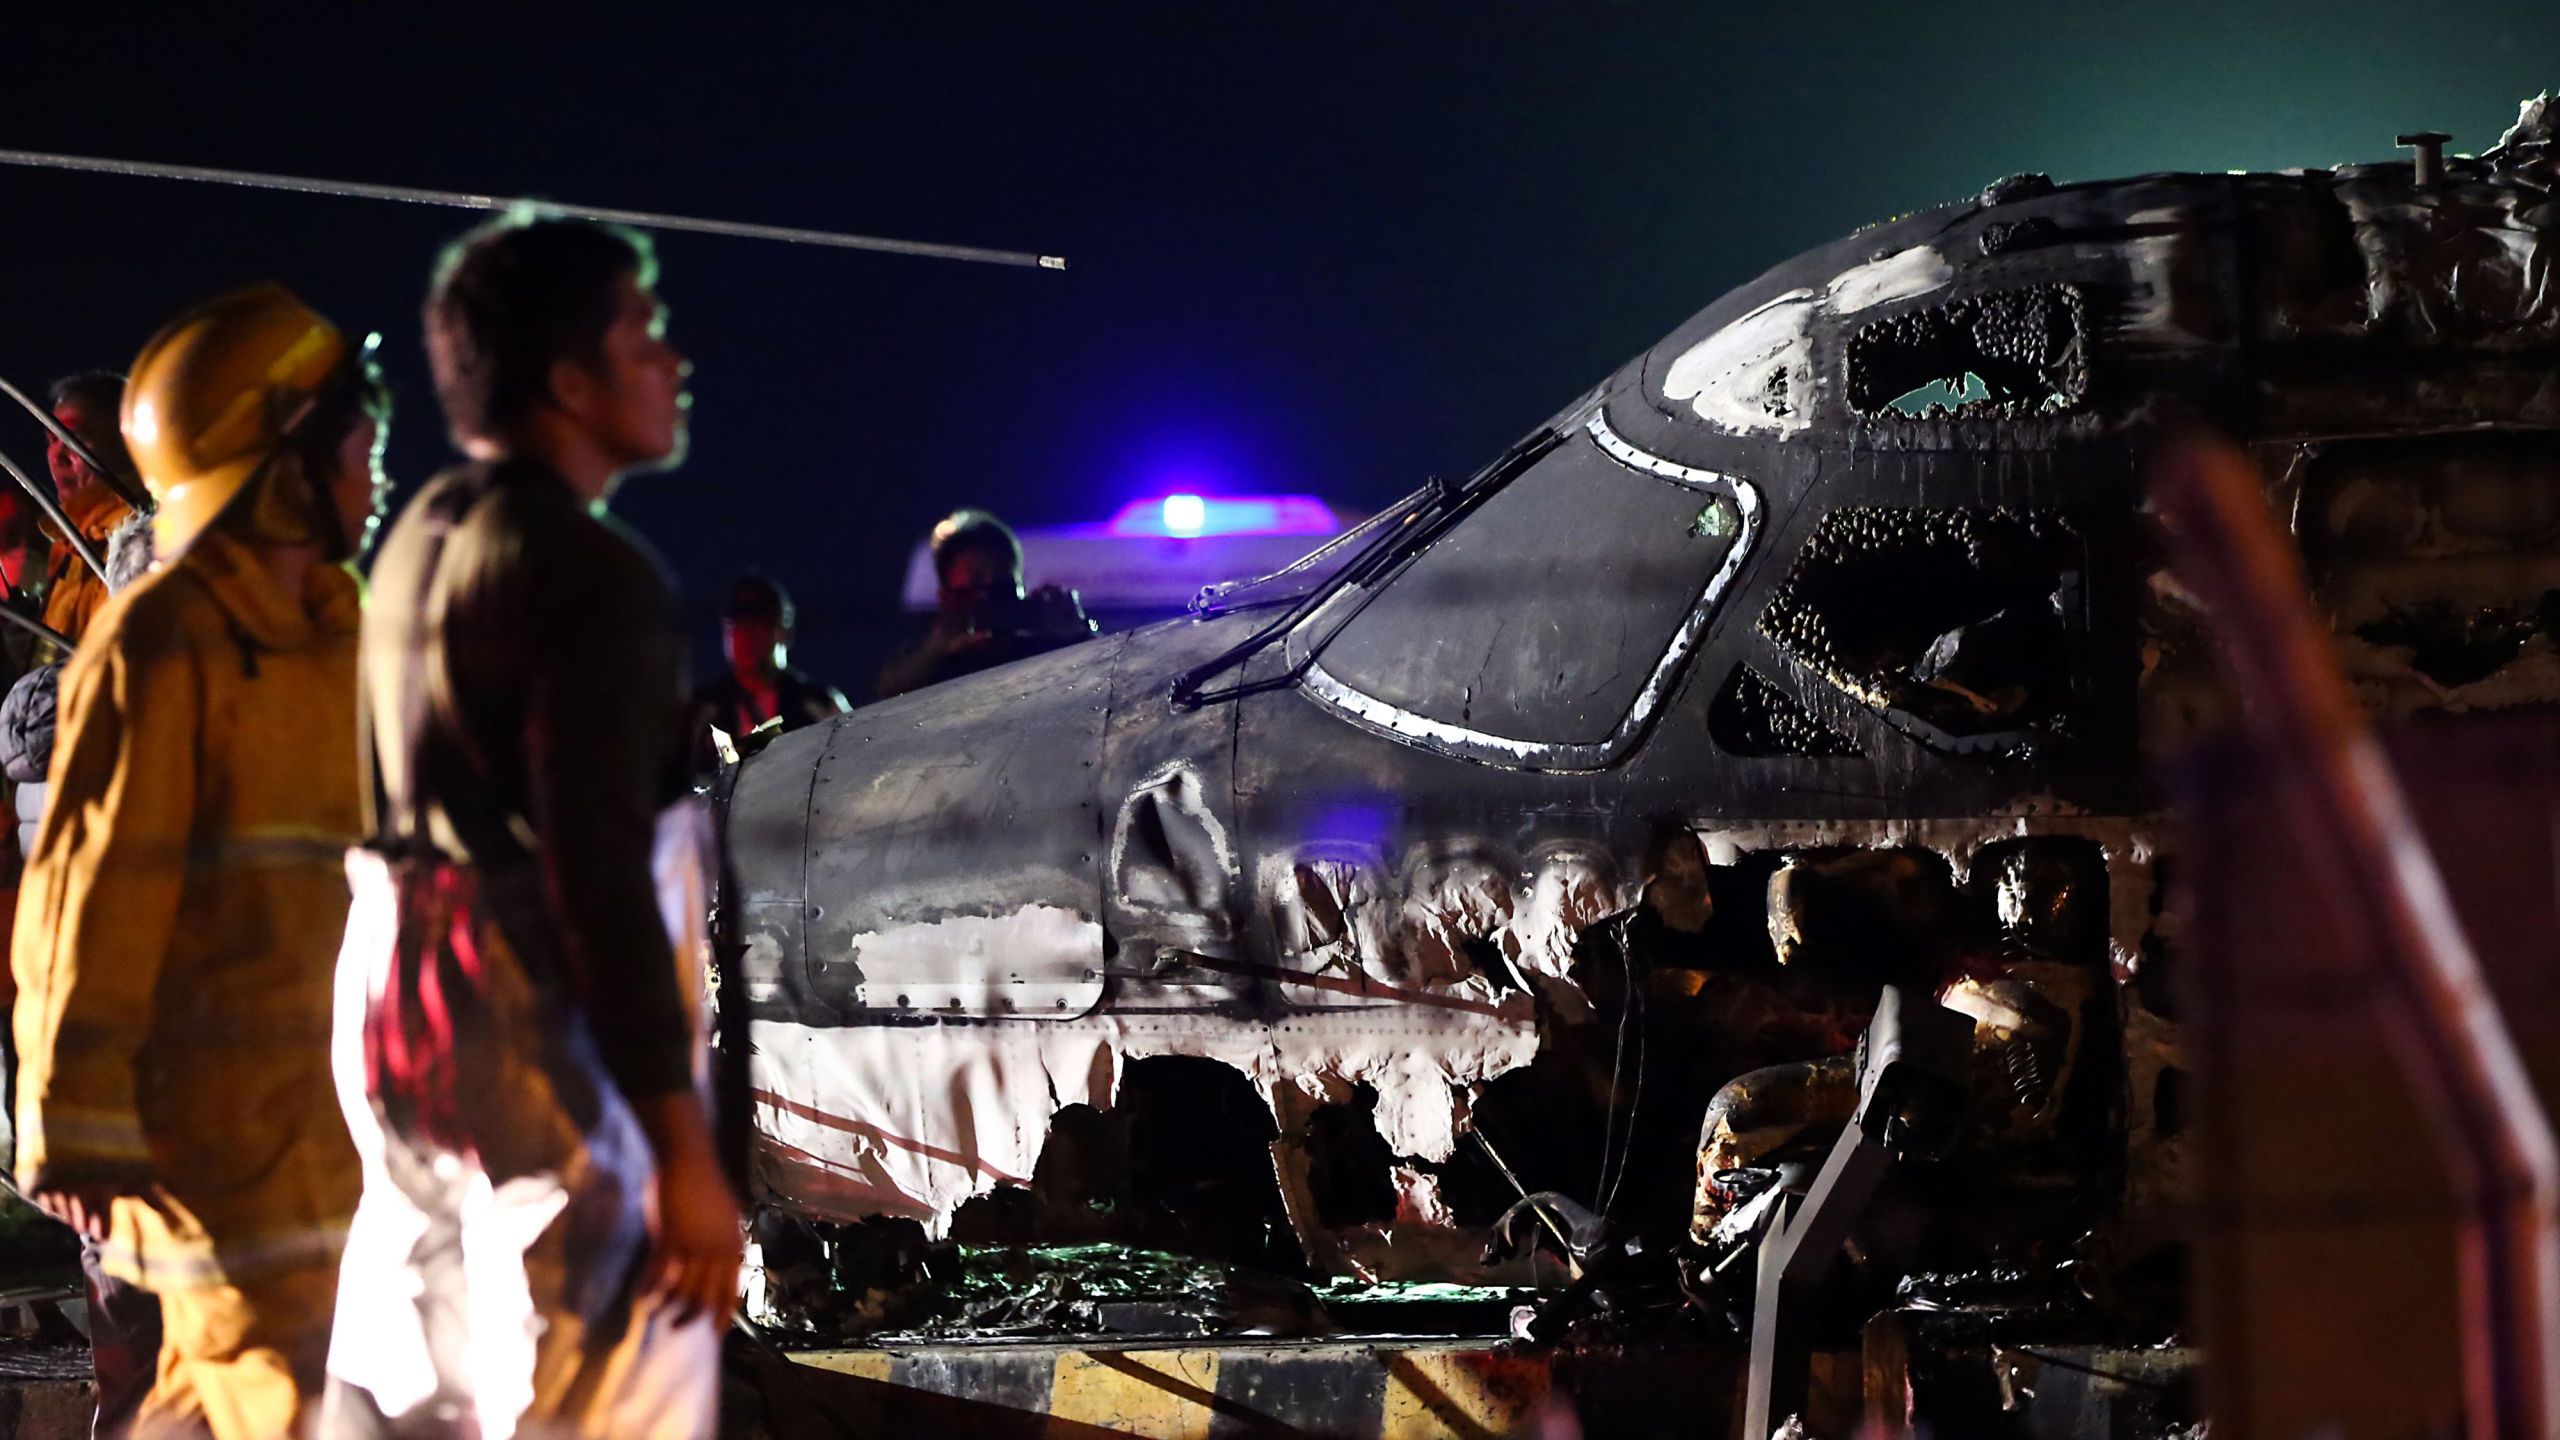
left=326, top=215, right=738, bottom=1438
left=3, top=375, right=130, bottom=891
left=0, top=472, right=48, bottom=627
left=12, top=285, right=387, bottom=1439
left=875, top=507, right=1092, bottom=698
left=691, top=572, right=847, bottom=772
left=39, top=374, right=140, bottom=652
left=1, top=375, right=128, bottom=1436
left=0, top=458, right=46, bottom=878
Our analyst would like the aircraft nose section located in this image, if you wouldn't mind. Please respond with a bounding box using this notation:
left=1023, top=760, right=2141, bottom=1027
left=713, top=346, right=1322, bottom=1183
left=725, top=634, right=1128, bottom=1025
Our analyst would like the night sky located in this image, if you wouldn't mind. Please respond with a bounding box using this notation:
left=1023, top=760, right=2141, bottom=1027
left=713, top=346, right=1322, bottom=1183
left=0, top=1, right=2554, bottom=691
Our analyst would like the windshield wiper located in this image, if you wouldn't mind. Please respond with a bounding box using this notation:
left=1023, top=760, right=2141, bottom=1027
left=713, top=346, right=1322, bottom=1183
left=1190, top=482, right=1439, bottom=618
left=1167, top=427, right=1562, bottom=710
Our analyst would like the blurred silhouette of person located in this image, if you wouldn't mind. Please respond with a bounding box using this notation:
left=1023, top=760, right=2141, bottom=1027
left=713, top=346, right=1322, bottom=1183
left=329, top=216, right=737, bottom=1438
left=876, top=508, right=1091, bottom=699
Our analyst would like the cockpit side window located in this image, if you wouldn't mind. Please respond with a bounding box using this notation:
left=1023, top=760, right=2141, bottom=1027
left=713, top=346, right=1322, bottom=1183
left=1303, top=422, right=1753, bottom=758
left=1846, top=284, right=2088, bottom=421
left=2301, top=433, right=2560, bottom=694
left=1760, top=506, right=2086, bottom=751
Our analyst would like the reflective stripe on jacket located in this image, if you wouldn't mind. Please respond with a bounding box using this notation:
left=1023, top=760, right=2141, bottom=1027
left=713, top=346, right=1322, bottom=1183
left=11, top=530, right=363, bottom=1289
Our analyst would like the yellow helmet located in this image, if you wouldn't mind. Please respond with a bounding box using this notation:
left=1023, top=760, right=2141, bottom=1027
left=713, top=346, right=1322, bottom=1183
left=121, top=283, right=352, bottom=558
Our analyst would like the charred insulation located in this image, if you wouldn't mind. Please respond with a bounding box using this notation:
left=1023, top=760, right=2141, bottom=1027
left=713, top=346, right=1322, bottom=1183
left=1757, top=507, right=2083, bottom=746
left=1708, top=665, right=1863, bottom=758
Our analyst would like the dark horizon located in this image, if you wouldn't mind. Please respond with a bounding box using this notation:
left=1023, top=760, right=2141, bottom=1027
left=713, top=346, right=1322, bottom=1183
left=2, top=0, right=2553, bottom=692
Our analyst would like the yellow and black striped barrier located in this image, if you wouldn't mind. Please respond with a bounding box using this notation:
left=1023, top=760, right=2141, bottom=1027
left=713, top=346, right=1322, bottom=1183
left=744, top=1338, right=1794, bottom=1438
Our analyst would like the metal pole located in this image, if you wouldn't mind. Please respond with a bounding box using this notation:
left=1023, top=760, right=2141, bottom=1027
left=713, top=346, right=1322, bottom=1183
left=0, top=603, right=72, bottom=654
left=0, top=149, right=1067, bottom=271
left=2153, top=432, right=2560, bottom=1440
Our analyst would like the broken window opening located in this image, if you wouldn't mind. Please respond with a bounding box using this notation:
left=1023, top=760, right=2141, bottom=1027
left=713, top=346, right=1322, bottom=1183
left=1758, top=507, right=2085, bottom=745
left=1884, top=371, right=1998, bottom=416
left=2297, top=434, right=2560, bottom=695
left=2356, top=602, right=2540, bottom=689
left=1708, top=665, right=1863, bottom=758
left=1846, top=283, right=2088, bottom=420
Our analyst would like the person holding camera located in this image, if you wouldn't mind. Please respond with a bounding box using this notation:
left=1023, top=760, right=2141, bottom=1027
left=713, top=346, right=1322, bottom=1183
left=875, top=508, right=1092, bottom=699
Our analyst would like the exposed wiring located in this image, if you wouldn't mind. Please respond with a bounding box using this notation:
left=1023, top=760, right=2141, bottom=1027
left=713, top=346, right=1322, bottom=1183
left=1470, top=1127, right=1576, bottom=1260
left=1591, top=913, right=1648, bottom=1222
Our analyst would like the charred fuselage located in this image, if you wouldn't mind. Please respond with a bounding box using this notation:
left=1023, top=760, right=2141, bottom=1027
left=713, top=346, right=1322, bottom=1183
left=724, top=108, right=2560, bottom=1340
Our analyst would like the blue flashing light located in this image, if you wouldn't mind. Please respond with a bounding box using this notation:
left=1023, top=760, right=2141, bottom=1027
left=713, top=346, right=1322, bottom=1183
left=1107, top=493, right=1339, bottom=539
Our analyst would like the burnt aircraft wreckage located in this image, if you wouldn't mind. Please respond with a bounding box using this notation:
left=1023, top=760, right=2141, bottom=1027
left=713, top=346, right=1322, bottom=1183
left=719, top=98, right=2560, bottom=1432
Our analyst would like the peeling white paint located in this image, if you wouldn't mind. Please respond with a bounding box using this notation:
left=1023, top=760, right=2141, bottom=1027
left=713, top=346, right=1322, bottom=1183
left=1827, top=245, right=1953, bottom=315
left=1661, top=246, right=1958, bottom=436
left=750, top=1023, right=1117, bottom=1233
left=1396, top=850, right=1515, bottom=985
left=1331, top=1015, right=1531, bottom=1159
left=844, top=903, right=1104, bottom=1015
left=1662, top=289, right=1817, bottom=437
left=1496, top=846, right=1626, bottom=1020
left=1273, top=840, right=1621, bottom=1006
left=1391, top=1166, right=1456, bottom=1228
left=1266, top=849, right=1397, bottom=985
left=749, top=984, right=1538, bottom=1237
left=739, top=931, right=787, bottom=1007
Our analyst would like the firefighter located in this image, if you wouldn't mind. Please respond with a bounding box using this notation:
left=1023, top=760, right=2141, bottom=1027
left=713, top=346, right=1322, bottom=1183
left=4, top=373, right=158, bottom=1438
left=38, top=373, right=140, bottom=651
left=323, top=215, right=738, bottom=1438
left=11, top=284, right=388, bottom=1437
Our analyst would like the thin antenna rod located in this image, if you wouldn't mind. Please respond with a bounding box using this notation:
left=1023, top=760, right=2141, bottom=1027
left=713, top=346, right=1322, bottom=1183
left=0, top=148, right=1068, bottom=272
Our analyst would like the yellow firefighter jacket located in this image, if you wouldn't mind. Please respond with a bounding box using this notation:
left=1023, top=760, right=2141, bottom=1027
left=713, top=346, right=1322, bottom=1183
left=11, top=529, right=363, bottom=1289
left=38, top=485, right=136, bottom=654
